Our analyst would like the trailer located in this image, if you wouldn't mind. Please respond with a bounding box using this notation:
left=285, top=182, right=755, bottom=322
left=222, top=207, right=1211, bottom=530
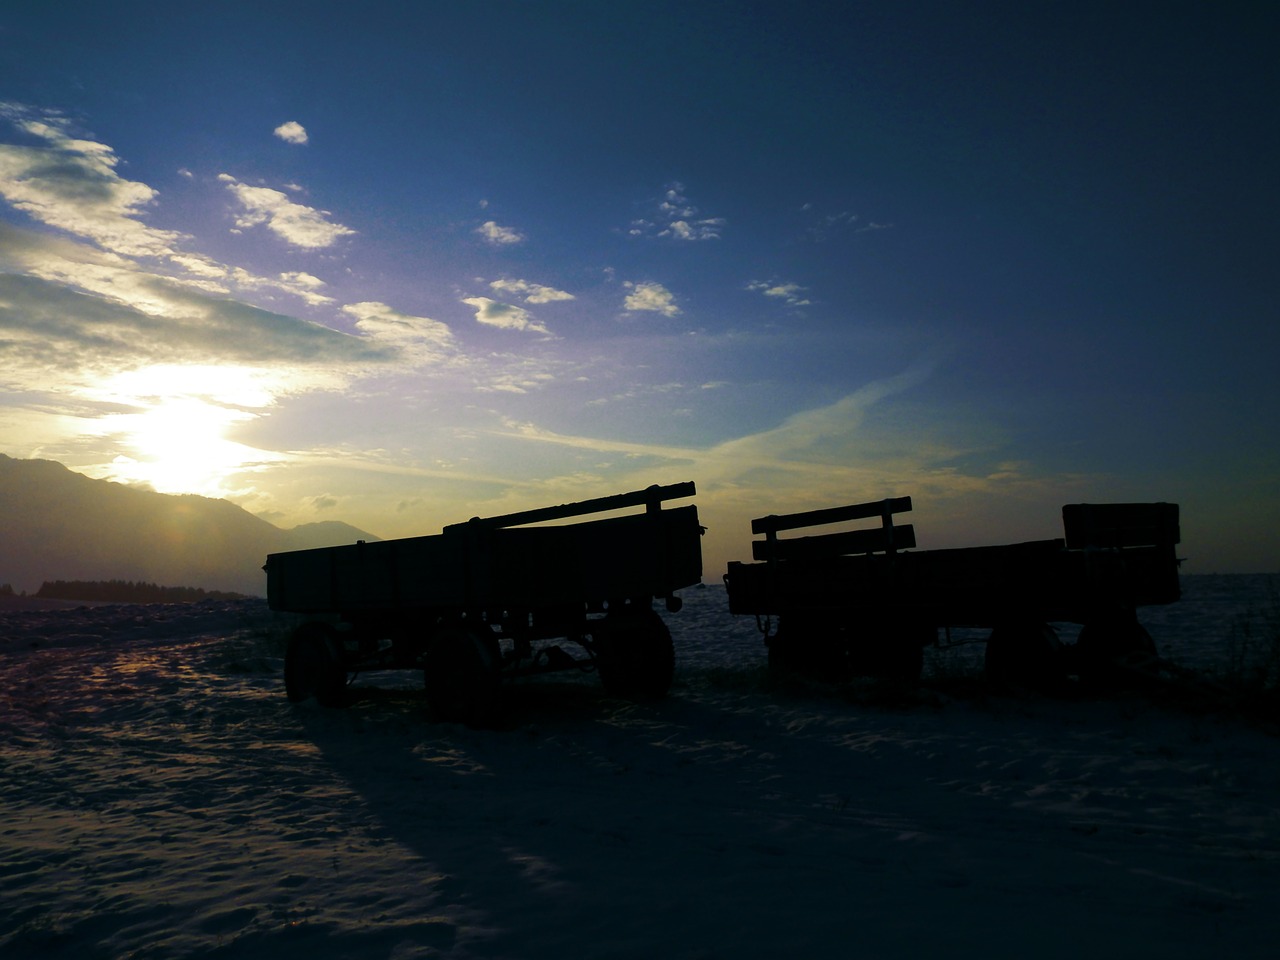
left=265, top=482, right=702, bottom=723
left=723, top=497, right=1181, bottom=688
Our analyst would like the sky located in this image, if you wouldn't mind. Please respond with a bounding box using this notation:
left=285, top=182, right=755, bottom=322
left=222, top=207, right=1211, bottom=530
left=0, top=1, right=1276, bottom=576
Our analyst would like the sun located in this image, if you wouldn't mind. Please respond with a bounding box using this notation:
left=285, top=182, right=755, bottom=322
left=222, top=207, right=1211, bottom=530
left=84, top=364, right=280, bottom=496
left=106, top=398, right=261, bottom=495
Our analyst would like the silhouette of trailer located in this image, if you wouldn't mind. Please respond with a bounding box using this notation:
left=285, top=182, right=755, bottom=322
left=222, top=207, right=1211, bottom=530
left=723, top=497, right=1181, bottom=687
left=265, top=482, right=702, bottom=723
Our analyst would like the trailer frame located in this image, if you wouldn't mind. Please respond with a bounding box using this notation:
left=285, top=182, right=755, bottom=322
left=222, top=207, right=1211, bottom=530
left=265, top=481, right=703, bottom=723
left=723, top=496, right=1181, bottom=687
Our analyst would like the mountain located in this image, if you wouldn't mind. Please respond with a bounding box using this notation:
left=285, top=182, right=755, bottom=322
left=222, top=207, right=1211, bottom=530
left=0, top=454, right=378, bottom=597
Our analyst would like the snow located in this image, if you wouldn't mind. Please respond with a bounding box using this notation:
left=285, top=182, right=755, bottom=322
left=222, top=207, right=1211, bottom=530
left=1, top=577, right=1278, bottom=958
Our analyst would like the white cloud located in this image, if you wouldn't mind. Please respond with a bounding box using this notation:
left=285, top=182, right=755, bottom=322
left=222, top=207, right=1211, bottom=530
left=225, top=268, right=336, bottom=306
left=476, top=220, right=524, bottom=245
left=0, top=269, right=394, bottom=398
left=0, top=219, right=214, bottom=314
left=342, top=301, right=455, bottom=364
left=629, top=182, right=725, bottom=241
left=480, top=369, right=558, bottom=395
left=218, top=174, right=355, bottom=249
left=276, top=271, right=333, bottom=304
left=273, top=121, right=308, bottom=145
left=166, top=253, right=227, bottom=280
left=489, top=278, right=575, bottom=304
left=461, top=296, right=549, bottom=334
left=746, top=280, right=811, bottom=307
left=623, top=281, right=680, bottom=317
left=0, top=105, right=187, bottom=258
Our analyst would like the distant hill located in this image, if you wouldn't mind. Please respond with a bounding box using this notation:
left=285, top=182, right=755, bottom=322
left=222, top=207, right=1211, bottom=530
left=0, top=454, right=378, bottom=597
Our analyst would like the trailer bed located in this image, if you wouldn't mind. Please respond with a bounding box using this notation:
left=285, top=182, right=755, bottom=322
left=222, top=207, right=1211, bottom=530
left=264, top=482, right=703, bottom=723
left=723, top=497, right=1181, bottom=685
left=267, top=505, right=703, bottom=614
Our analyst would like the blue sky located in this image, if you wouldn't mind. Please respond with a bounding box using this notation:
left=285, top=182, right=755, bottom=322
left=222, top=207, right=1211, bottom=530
left=1, top=1, right=1276, bottom=574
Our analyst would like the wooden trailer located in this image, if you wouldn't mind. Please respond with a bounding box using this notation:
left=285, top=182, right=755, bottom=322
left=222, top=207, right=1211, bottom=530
left=265, top=482, right=703, bottom=723
left=723, top=497, right=1181, bottom=687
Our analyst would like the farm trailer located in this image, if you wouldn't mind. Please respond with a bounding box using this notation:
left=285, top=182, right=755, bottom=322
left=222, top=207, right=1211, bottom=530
left=723, top=496, right=1181, bottom=687
left=264, top=482, right=703, bottom=723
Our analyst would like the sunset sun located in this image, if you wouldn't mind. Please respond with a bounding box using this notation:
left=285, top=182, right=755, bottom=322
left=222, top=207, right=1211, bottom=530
left=84, top=365, right=278, bottom=496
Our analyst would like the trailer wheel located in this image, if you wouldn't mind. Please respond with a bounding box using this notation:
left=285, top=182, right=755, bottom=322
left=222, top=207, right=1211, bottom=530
left=595, top=609, right=675, bottom=700
left=284, top=622, right=347, bottom=707
left=984, top=622, right=1064, bottom=692
left=424, top=625, right=501, bottom=726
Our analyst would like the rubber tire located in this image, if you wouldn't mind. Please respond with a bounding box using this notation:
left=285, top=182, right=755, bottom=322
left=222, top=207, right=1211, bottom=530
left=595, top=609, right=675, bottom=700
left=423, top=625, right=501, bottom=726
left=284, top=622, right=347, bottom=707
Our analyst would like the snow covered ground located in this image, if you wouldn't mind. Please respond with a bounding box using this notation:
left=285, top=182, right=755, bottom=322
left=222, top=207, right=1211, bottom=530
left=1, top=576, right=1278, bottom=958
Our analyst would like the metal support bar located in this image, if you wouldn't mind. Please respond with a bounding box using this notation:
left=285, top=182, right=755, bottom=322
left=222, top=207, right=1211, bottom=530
left=444, top=481, right=696, bottom=532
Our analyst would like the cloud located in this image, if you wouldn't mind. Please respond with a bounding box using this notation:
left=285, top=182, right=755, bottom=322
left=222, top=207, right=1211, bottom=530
left=484, top=359, right=958, bottom=523
left=746, top=280, right=811, bottom=307
left=629, top=182, right=725, bottom=241
left=218, top=174, right=355, bottom=249
left=802, top=207, right=894, bottom=241
left=461, top=296, right=550, bottom=334
left=480, top=368, right=558, bottom=395
left=0, top=272, right=396, bottom=398
left=489, top=278, right=574, bottom=304
left=623, top=281, right=680, bottom=316
left=0, top=104, right=187, bottom=258
left=275, top=271, right=333, bottom=305
left=341, top=301, right=455, bottom=364
left=273, top=121, right=308, bottom=145
left=0, top=219, right=342, bottom=317
left=476, top=220, right=524, bottom=245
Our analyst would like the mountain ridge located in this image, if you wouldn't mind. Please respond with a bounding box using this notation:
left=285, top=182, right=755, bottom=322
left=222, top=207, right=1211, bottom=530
left=0, top=454, right=379, bottom=597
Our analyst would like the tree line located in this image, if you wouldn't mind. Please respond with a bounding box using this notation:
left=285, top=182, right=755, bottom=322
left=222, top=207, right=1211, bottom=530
left=27, top=579, right=248, bottom=603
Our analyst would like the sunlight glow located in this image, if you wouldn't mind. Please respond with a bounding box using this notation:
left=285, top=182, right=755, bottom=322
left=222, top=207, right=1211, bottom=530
left=94, top=364, right=277, bottom=408
left=80, top=364, right=282, bottom=496
left=98, top=399, right=269, bottom=496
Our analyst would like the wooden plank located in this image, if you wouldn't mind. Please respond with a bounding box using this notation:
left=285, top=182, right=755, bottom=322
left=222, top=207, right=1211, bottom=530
left=444, top=481, right=697, bottom=532
left=750, top=496, right=912, bottom=535
left=1062, top=502, right=1180, bottom=550
left=752, top=524, right=916, bottom=560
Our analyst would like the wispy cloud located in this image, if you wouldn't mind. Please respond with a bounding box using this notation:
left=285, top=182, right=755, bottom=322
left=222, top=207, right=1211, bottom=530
left=746, top=280, right=811, bottom=307
left=623, top=280, right=679, bottom=316
left=499, top=362, right=932, bottom=471
left=0, top=219, right=338, bottom=316
left=218, top=174, right=355, bottom=249
left=0, top=271, right=393, bottom=396
left=461, top=296, right=550, bottom=334
left=476, top=220, right=524, bottom=246
left=341, top=301, right=455, bottom=365
left=629, top=182, right=725, bottom=241
left=489, top=277, right=574, bottom=303
left=801, top=205, right=894, bottom=242
left=468, top=356, right=1072, bottom=567
left=273, top=121, right=308, bottom=145
left=0, top=104, right=187, bottom=258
